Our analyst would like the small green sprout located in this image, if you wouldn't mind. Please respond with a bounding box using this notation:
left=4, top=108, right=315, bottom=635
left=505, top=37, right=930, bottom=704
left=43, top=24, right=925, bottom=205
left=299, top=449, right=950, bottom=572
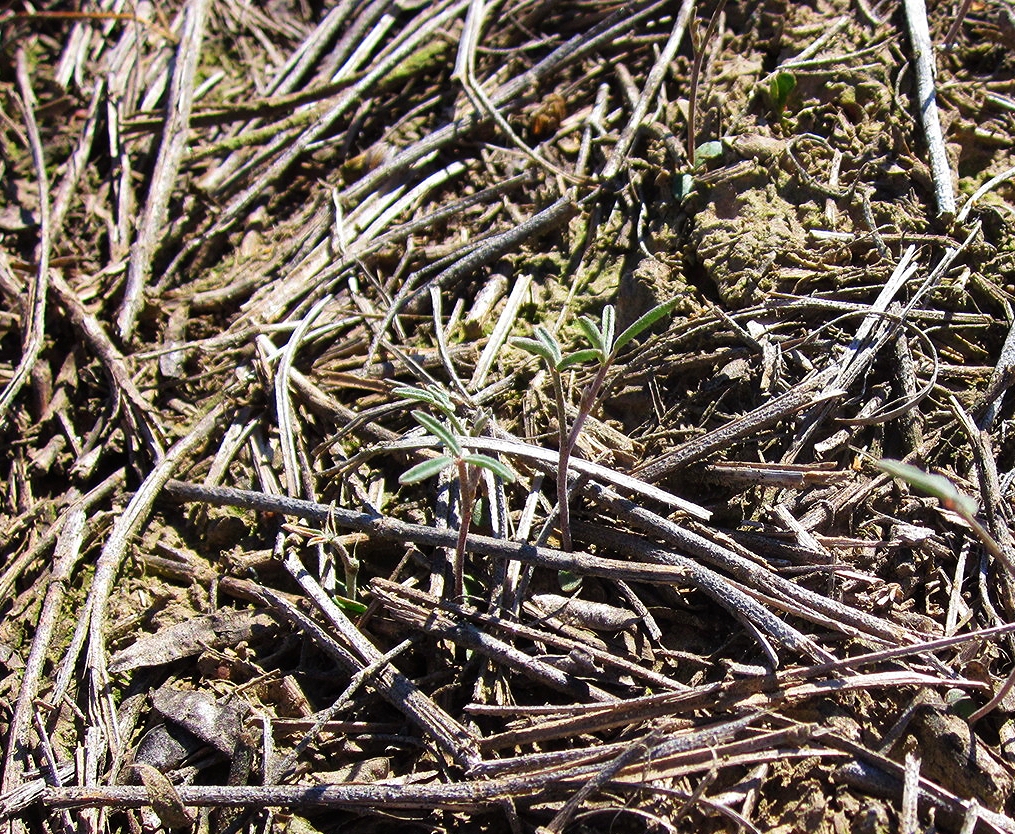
left=285, top=515, right=363, bottom=609
left=768, top=71, right=796, bottom=115
left=876, top=456, right=1015, bottom=724
left=392, top=384, right=458, bottom=423
left=395, top=387, right=514, bottom=600
left=875, top=458, right=978, bottom=518
left=876, top=457, right=1007, bottom=568
left=514, top=300, right=675, bottom=554
left=398, top=409, right=514, bottom=486
left=693, top=140, right=724, bottom=167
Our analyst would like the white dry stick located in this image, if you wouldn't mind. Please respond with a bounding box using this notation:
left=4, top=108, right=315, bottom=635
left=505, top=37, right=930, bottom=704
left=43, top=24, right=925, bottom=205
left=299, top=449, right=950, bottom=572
left=358, top=162, right=466, bottom=244
left=0, top=509, right=86, bottom=794
left=455, top=0, right=581, bottom=184
left=81, top=401, right=226, bottom=764
left=901, top=751, right=921, bottom=834
left=118, top=0, right=211, bottom=339
left=383, top=432, right=713, bottom=520
left=274, top=297, right=332, bottom=498
left=471, top=435, right=712, bottom=520
left=430, top=286, right=471, bottom=401
left=956, top=164, right=1015, bottom=225
left=827, top=245, right=920, bottom=394
left=0, top=53, right=51, bottom=429
left=599, top=0, right=695, bottom=182
left=903, top=0, right=956, bottom=218
left=470, top=273, right=532, bottom=390
left=170, top=0, right=469, bottom=280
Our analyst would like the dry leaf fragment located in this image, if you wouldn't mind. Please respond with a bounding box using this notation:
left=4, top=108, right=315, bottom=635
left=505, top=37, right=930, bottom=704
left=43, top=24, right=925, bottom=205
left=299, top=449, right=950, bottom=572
left=109, top=609, right=277, bottom=673
left=150, top=686, right=250, bottom=758
left=133, top=762, right=196, bottom=830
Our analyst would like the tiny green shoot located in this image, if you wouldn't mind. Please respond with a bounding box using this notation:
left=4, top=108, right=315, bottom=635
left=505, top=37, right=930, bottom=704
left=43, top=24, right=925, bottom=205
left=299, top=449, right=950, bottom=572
left=514, top=300, right=675, bottom=554
left=875, top=458, right=978, bottom=518
left=396, top=388, right=514, bottom=599
left=875, top=457, right=1007, bottom=568
left=767, top=70, right=796, bottom=126
left=693, top=140, right=724, bottom=167
left=876, top=456, right=1015, bottom=723
left=768, top=71, right=796, bottom=110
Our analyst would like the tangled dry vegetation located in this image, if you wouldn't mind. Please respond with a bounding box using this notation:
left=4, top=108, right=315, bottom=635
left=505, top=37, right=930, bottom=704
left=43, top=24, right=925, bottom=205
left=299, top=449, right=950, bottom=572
left=2, top=0, right=1015, bottom=831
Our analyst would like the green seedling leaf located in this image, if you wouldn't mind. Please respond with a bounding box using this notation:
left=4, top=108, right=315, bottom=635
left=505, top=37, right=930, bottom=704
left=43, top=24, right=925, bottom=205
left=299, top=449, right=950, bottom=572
left=393, top=384, right=434, bottom=402
left=876, top=458, right=979, bottom=518
left=515, top=326, right=565, bottom=368
left=333, top=594, right=368, bottom=615
left=673, top=172, right=695, bottom=201
left=393, top=385, right=455, bottom=417
left=693, top=140, right=724, bottom=166
left=768, top=71, right=796, bottom=111
left=600, top=305, right=616, bottom=355
left=470, top=410, right=490, bottom=436
left=463, top=571, right=483, bottom=601
left=944, top=687, right=979, bottom=720
left=399, top=454, right=453, bottom=484
left=576, top=315, right=608, bottom=359
left=513, top=336, right=558, bottom=367
left=557, top=570, right=582, bottom=594
left=462, top=454, right=516, bottom=483
left=614, top=298, right=677, bottom=353
left=410, top=410, right=462, bottom=456
left=533, top=326, right=563, bottom=366
left=558, top=348, right=601, bottom=371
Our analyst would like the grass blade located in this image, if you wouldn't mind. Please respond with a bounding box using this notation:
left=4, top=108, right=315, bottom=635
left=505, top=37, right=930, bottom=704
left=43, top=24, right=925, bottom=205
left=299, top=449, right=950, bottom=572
left=876, top=458, right=979, bottom=517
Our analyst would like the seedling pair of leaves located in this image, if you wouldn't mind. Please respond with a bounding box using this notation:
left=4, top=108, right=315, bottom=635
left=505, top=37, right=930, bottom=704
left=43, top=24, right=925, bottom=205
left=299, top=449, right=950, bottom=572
left=875, top=456, right=1015, bottom=722
left=676, top=69, right=795, bottom=202
left=395, top=384, right=514, bottom=600
left=398, top=404, right=514, bottom=488
left=875, top=457, right=1006, bottom=566
left=513, top=300, right=676, bottom=555
left=767, top=70, right=796, bottom=122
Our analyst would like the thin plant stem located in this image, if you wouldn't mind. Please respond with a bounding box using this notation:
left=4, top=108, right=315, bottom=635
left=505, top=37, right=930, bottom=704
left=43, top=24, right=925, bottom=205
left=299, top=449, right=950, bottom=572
left=453, top=459, right=477, bottom=599
left=557, top=362, right=611, bottom=553
left=942, top=0, right=974, bottom=50
left=550, top=369, right=572, bottom=552
left=687, top=0, right=729, bottom=168
left=565, top=362, right=611, bottom=455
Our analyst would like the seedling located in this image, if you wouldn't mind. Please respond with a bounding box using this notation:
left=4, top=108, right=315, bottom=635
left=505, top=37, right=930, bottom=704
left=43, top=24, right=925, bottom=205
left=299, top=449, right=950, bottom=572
left=284, top=509, right=363, bottom=611
left=687, top=0, right=729, bottom=168
left=875, top=457, right=1004, bottom=563
left=767, top=70, right=796, bottom=124
left=514, top=300, right=675, bottom=552
left=395, top=385, right=514, bottom=600
left=693, top=140, right=724, bottom=167
left=876, top=456, right=1013, bottom=722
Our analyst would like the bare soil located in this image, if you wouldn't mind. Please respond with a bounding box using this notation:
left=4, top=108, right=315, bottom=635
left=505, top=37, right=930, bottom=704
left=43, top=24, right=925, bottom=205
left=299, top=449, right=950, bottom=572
left=2, top=1, right=1015, bottom=832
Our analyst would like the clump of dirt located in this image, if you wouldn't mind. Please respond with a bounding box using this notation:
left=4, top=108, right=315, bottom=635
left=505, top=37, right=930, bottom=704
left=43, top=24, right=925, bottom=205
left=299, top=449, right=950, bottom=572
left=690, top=171, right=811, bottom=305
